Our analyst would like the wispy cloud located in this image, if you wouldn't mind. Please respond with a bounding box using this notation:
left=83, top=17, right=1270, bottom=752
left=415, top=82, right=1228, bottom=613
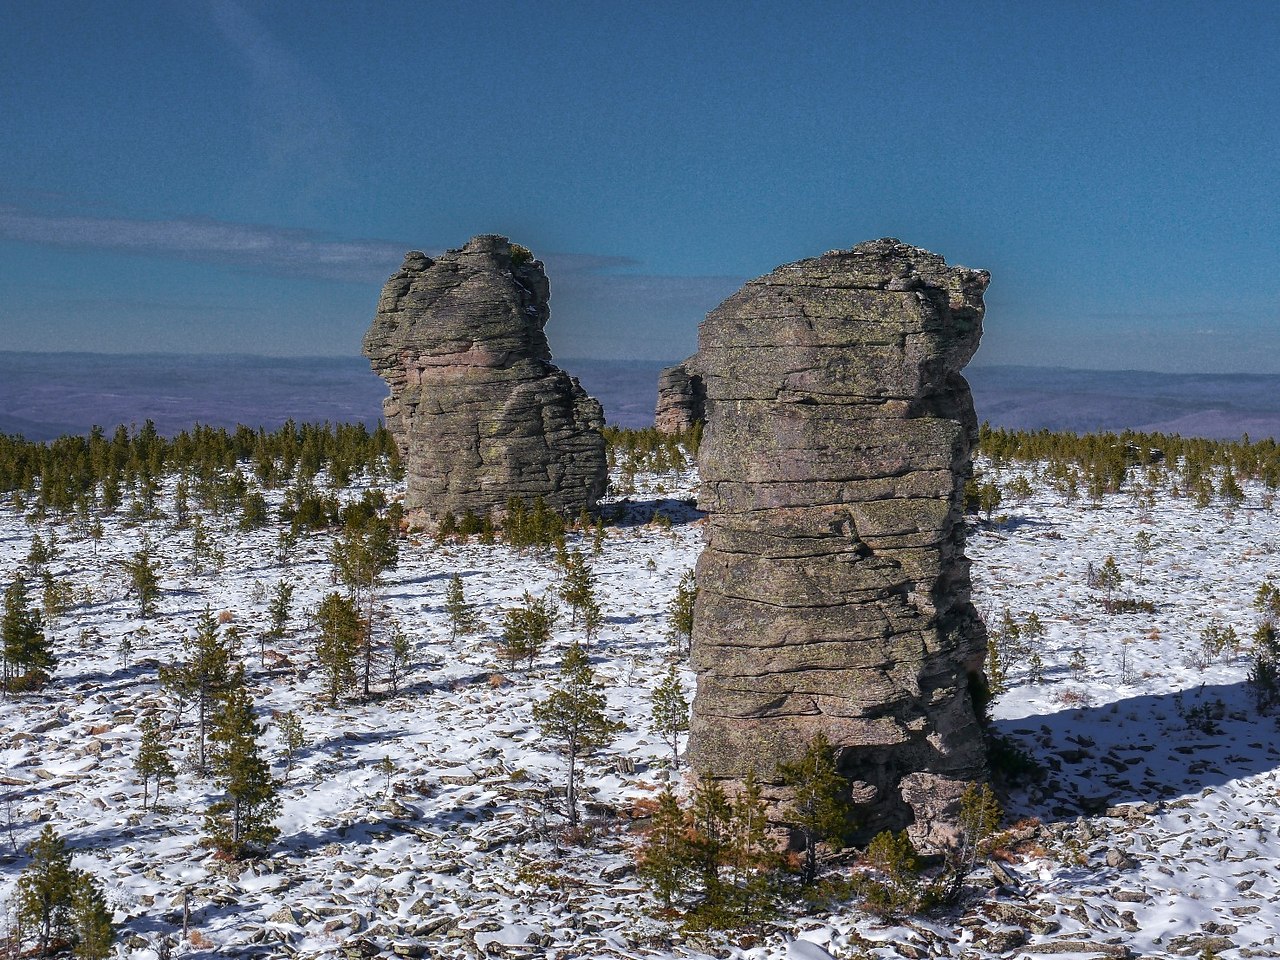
left=1, top=203, right=744, bottom=357
left=0, top=205, right=742, bottom=298
left=0, top=205, right=406, bottom=282
left=204, top=0, right=347, bottom=204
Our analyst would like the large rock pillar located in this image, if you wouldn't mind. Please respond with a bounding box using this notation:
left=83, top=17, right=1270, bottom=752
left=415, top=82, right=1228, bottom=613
left=687, top=238, right=990, bottom=845
left=654, top=357, right=705, bottom=435
left=362, top=236, right=607, bottom=523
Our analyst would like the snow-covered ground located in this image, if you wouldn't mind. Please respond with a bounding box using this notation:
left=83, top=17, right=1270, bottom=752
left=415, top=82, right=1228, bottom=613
left=1, top=455, right=1278, bottom=959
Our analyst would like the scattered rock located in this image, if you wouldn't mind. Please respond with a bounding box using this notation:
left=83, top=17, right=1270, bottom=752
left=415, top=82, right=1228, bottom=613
left=1106, top=847, right=1138, bottom=870
left=1168, top=934, right=1235, bottom=956
left=1112, top=889, right=1151, bottom=903
left=1019, top=941, right=1131, bottom=958
left=973, top=927, right=1029, bottom=952
left=981, top=902, right=1061, bottom=935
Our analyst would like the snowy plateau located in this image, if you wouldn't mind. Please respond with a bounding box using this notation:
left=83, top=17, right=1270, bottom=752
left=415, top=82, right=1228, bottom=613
left=2, top=454, right=1279, bottom=960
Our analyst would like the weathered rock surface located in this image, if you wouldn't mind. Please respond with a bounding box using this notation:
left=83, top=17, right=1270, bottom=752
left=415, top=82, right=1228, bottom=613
left=363, top=236, right=607, bottom=521
left=654, top=357, right=705, bottom=434
left=686, top=238, right=990, bottom=845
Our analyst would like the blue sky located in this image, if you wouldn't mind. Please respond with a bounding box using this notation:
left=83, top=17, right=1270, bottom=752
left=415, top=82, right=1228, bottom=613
left=2, top=1, right=1278, bottom=371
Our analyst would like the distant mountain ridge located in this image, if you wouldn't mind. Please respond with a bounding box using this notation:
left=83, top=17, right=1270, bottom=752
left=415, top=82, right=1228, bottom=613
left=1, top=351, right=1278, bottom=441
left=968, top=364, right=1280, bottom=439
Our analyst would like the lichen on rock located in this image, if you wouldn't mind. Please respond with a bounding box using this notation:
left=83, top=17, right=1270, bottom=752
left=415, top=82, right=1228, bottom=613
left=686, top=238, right=991, bottom=847
left=362, top=235, right=607, bottom=523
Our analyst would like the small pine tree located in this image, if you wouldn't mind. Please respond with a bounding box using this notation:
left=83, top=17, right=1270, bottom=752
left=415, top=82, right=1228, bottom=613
left=276, top=710, right=306, bottom=782
left=559, top=551, right=596, bottom=626
left=314, top=592, right=362, bottom=707
left=15, top=824, right=77, bottom=953
left=688, top=776, right=733, bottom=910
left=435, top=511, right=458, bottom=543
left=1220, top=472, right=1245, bottom=506
left=377, top=755, right=396, bottom=796
left=1069, top=646, right=1088, bottom=681
left=190, top=516, right=212, bottom=574
left=954, top=781, right=1002, bottom=873
left=387, top=622, right=411, bottom=694
left=649, top=663, right=690, bottom=768
left=978, top=481, right=1003, bottom=521
left=443, top=573, right=477, bottom=641
left=238, top=489, right=270, bottom=531
left=668, top=570, right=697, bottom=655
left=1254, top=579, right=1280, bottom=624
left=581, top=595, right=604, bottom=649
left=12, top=825, right=112, bottom=957
left=267, top=578, right=294, bottom=642
left=637, top=786, right=692, bottom=910
left=25, top=534, right=50, bottom=576
left=1096, top=555, right=1122, bottom=611
left=1134, top=529, right=1154, bottom=585
left=777, top=732, right=852, bottom=885
left=134, top=715, right=175, bottom=811
left=69, top=873, right=113, bottom=960
left=205, top=674, right=280, bottom=859
left=860, top=829, right=923, bottom=916
left=172, top=477, right=190, bottom=527
left=122, top=543, right=160, bottom=617
left=161, top=606, right=236, bottom=774
left=499, top=591, right=556, bottom=670
left=1028, top=650, right=1045, bottom=683
left=1006, top=474, right=1034, bottom=502
left=724, top=767, right=778, bottom=923
left=3, top=575, right=55, bottom=693
left=985, top=631, right=1007, bottom=698
left=1200, top=620, right=1239, bottom=665
left=328, top=513, right=398, bottom=699
left=1248, top=622, right=1280, bottom=714
left=532, top=643, right=623, bottom=825
left=40, top=570, right=72, bottom=624
left=1022, top=610, right=1045, bottom=643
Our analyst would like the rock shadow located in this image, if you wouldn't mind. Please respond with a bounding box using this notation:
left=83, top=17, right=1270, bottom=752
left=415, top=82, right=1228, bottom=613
left=604, top=497, right=704, bottom=528
left=995, top=679, right=1280, bottom=821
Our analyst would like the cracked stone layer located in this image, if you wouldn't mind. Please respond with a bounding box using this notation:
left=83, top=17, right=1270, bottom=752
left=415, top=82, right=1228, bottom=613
left=362, top=235, right=607, bottom=521
left=686, top=238, right=990, bottom=847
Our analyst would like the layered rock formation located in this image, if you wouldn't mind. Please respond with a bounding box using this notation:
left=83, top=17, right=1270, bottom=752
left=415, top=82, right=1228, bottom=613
left=654, top=357, right=705, bottom=434
left=363, top=236, right=607, bottom=522
left=686, top=238, right=990, bottom=848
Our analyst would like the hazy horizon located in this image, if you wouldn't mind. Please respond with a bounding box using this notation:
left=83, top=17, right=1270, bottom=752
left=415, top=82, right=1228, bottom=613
left=6, top=346, right=1280, bottom=382
left=5, top=350, right=1280, bottom=443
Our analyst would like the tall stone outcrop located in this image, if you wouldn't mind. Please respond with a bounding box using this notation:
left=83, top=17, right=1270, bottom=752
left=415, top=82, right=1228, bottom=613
left=687, top=239, right=990, bottom=849
left=363, top=235, right=607, bottom=522
left=655, top=357, right=706, bottom=434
